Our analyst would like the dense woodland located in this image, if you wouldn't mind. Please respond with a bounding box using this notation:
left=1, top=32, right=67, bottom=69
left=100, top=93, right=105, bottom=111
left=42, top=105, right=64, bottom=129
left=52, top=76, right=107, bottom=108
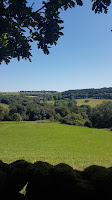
left=20, top=87, right=112, bottom=100
left=1, top=87, right=112, bottom=129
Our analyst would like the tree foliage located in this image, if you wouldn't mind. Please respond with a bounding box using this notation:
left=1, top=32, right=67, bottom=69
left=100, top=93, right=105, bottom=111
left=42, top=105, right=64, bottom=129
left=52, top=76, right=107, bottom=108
left=0, top=0, right=111, bottom=64
left=11, top=113, right=22, bottom=121
left=90, top=101, right=112, bottom=128
left=1, top=91, right=112, bottom=129
left=0, top=104, right=9, bottom=120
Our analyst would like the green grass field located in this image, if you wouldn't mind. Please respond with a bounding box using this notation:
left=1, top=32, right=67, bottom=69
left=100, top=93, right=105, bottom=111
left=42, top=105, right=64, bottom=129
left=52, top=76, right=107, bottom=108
left=0, top=121, right=112, bottom=170
left=76, top=98, right=112, bottom=107
left=46, top=98, right=112, bottom=107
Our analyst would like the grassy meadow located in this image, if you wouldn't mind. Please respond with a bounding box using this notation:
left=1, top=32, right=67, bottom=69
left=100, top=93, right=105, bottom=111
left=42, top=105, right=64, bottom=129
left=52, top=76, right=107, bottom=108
left=76, top=98, right=112, bottom=107
left=46, top=98, right=112, bottom=107
left=0, top=121, right=112, bottom=170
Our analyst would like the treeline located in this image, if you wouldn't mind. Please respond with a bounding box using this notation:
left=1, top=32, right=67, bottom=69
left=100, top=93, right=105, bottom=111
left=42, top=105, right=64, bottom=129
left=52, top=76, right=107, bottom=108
left=1, top=93, right=112, bottom=129
left=20, top=87, right=112, bottom=100
left=62, top=87, right=112, bottom=100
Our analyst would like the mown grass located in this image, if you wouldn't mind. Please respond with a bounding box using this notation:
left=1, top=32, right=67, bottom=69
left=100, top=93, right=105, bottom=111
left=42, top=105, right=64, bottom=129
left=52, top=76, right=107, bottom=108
left=0, top=121, right=112, bottom=170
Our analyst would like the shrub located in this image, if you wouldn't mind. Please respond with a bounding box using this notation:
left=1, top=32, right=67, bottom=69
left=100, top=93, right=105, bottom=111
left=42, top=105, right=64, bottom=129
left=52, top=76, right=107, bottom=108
left=26, top=161, right=53, bottom=199
left=84, top=120, right=92, bottom=128
left=7, top=160, right=32, bottom=196
left=1, top=160, right=112, bottom=199
left=83, top=165, right=112, bottom=196
left=0, top=160, right=8, bottom=195
left=11, top=113, right=22, bottom=121
left=52, top=163, right=78, bottom=188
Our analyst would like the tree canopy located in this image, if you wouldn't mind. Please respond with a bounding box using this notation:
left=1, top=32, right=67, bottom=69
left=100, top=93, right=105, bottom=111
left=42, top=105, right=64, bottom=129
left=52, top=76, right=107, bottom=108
left=0, top=0, right=111, bottom=64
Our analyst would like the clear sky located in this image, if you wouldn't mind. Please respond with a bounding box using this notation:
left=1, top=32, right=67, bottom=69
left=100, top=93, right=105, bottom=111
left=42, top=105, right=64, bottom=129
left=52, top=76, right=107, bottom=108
left=0, top=1, right=112, bottom=92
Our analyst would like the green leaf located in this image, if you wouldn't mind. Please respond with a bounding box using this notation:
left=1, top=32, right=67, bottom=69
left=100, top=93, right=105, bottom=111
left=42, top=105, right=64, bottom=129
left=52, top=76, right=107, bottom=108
left=76, top=0, right=83, bottom=6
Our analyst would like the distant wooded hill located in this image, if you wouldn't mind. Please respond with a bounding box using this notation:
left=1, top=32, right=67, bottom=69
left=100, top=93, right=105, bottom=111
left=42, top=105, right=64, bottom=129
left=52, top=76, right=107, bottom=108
left=20, top=87, right=112, bottom=100
left=61, top=88, right=112, bottom=100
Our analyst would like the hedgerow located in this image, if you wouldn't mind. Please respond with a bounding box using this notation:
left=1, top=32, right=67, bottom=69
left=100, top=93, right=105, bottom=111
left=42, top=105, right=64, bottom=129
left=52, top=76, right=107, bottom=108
left=0, top=160, right=112, bottom=199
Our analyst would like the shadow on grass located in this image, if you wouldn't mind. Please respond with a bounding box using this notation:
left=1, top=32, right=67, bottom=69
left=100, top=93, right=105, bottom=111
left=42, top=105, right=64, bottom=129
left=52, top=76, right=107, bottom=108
left=0, top=159, right=112, bottom=199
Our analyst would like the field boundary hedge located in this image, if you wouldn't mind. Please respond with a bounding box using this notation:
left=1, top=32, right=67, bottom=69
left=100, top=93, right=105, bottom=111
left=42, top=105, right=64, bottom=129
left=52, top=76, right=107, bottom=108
left=0, top=160, right=112, bottom=199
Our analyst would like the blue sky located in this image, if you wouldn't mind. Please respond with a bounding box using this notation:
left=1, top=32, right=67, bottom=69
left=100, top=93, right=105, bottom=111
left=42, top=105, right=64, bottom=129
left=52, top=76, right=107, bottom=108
left=0, top=1, right=112, bottom=92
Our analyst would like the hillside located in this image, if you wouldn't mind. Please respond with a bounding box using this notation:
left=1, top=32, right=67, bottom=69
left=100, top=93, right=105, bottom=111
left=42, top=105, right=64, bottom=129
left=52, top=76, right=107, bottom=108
left=76, top=98, right=112, bottom=107
left=1, top=87, right=112, bottom=100
left=19, top=87, right=112, bottom=100
left=61, top=87, right=112, bottom=100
